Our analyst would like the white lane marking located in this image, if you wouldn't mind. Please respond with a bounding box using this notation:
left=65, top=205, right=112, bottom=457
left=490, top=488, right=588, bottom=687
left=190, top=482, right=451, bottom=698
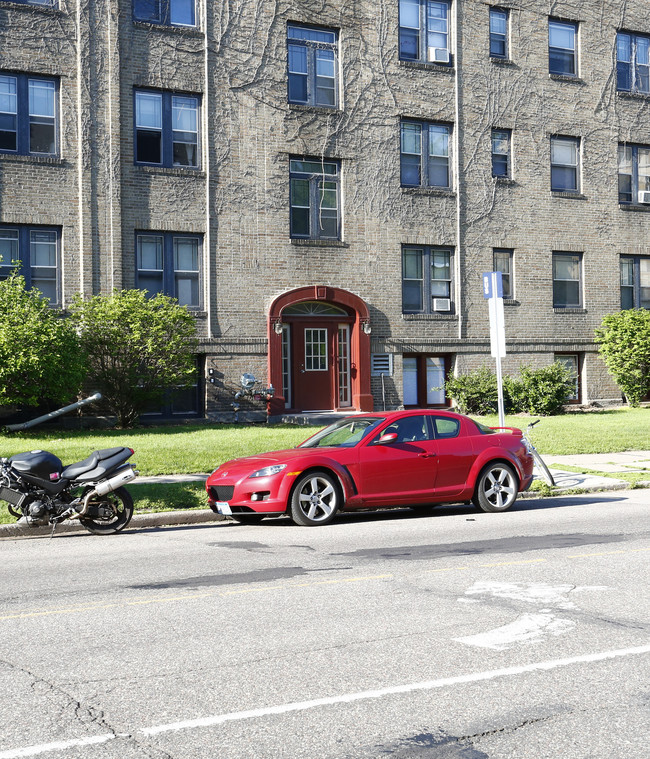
left=459, top=581, right=608, bottom=610
left=140, top=644, right=650, bottom=736
left=455, top=612, right=575, bottom=650
left=0, top=734, right=114, bottom=759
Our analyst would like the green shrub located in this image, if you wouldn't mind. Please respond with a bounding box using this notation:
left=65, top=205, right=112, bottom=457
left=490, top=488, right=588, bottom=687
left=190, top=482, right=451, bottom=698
left=595, top=309, right=650, bottom=406
left=506, top=362, right=575, bottom=416
left=445, top=366, right=499, bottom=415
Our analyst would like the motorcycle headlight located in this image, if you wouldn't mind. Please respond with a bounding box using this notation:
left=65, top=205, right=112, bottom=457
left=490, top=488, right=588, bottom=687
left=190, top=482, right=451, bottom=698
left=249, top=464, right=287, bottom=479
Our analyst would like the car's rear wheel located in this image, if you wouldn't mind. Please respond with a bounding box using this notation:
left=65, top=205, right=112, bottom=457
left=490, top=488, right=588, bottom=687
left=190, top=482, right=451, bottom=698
left=290, top=471, right=340, bottom=526
left=473, top=462, right=518, bottom=513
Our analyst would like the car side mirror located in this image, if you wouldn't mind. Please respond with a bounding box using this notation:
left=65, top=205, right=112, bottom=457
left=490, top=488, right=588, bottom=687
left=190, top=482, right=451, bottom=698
left=377, top=432, right=398, bottom=445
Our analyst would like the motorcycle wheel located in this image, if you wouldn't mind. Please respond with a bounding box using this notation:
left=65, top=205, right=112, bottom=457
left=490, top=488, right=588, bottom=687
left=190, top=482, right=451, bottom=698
left=79, top=487, right=134, bottom=535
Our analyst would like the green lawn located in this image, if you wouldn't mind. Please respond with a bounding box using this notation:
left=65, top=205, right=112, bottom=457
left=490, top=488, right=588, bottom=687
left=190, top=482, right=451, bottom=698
left=1, top=407, right=648, bottom=525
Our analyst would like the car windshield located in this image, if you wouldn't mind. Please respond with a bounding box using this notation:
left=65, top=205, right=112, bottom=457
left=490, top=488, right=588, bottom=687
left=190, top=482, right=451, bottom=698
left=299, top=417, right=386, bottom=448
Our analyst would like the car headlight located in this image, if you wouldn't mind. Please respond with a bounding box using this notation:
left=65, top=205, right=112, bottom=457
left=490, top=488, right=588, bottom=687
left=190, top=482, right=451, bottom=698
left=249, top=464, right=287, bottom=479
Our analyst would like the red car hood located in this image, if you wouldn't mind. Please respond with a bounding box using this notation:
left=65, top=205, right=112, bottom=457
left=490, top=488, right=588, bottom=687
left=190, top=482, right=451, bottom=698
left=210, top=448, right=320, bottom=478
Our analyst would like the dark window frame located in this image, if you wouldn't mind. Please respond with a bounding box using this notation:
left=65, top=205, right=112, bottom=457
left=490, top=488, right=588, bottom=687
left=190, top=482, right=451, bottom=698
left=402, top=245, right=454, bottom=314
left=289, top=157, right=341, bottom=240
left=618, top=143, right=650, bottom=204
left=620, top=255, right=650, bottom=309
left=399, top=0, right=452, bottom=65
left=133, top=0, right=196, bottom=28
left=493, top=247, right=514, bottom=299
left=134, top=89, right=200, bottom=169
left=616, top=31, right=650, bottom=94
left=0, top=224, right=61, bottom=305
left=402, top=353, right=452, bottom=408
left=0, top=72, right=58, bottom=157
left=489, top=7, right=509, bottom=59
left=550, top=135, right=580, bottom=192
left=548, top=18, right=578, bottom=76
left=400, top=119, right=451, bottom=188
left=135, top=230, right=202, bottom=309
left=552, top=251, right=583, bottom=308
left=287, top=24, right=339, bottom=108
left=491, top=128, right=511, bottom=178
left=141, top=355, right=204, bottom=419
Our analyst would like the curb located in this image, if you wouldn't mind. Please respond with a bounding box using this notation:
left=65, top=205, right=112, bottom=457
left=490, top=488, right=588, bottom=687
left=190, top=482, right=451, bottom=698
left=1, top=480, right=643, bottom=538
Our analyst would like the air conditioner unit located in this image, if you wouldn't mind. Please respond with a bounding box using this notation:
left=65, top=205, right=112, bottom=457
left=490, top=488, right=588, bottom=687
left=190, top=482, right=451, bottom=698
left=433, top=298, right=451, bottom=312
left=428, top=47, right=450, bottom=64
left=638, top=190, right=650, bottom=204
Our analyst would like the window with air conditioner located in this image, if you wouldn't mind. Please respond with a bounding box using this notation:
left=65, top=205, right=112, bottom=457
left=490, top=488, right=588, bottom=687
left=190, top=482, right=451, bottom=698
left=399, top=0, right=451, bottom=65
left=402, top=245, right=453, bottom=314
left=618, top=143, right=650, bottom=204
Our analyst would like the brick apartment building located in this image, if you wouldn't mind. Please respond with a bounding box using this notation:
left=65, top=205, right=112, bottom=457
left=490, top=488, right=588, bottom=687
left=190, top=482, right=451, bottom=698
left=0, top=0, right=648, bottom=419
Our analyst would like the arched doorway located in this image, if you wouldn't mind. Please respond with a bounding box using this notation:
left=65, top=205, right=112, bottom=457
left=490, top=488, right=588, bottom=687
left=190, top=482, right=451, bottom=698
left=268, top=286, right=373, bottom=414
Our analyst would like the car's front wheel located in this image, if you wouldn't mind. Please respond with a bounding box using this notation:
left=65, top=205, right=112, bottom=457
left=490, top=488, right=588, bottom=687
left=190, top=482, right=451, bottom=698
left=289, top=471, right=341, bottom=526
left=473, top=462, right=518, bottom=513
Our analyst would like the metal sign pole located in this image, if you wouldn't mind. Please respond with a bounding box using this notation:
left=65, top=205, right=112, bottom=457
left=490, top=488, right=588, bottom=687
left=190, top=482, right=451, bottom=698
left=483, top=272, right=506, bottom=428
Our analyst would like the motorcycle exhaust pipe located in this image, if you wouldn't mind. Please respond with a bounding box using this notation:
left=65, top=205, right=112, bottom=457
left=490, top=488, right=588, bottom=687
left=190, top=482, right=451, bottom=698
left=75, top=467, right=138, bottom=518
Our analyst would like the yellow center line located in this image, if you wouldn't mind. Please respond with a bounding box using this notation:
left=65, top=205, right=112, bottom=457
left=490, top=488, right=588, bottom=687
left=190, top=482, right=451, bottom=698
left=567, top=547, right=650, bottom=558
left=477, top=559, right=547, bottom=567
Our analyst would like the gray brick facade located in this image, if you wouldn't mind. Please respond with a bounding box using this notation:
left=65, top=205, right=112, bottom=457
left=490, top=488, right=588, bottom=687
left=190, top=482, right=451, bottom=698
left=1, top=0, right=648, bottom=419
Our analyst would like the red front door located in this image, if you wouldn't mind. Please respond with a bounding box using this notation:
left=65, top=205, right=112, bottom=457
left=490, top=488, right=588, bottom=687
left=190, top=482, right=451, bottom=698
left=292, top=322, right=336, bottom=410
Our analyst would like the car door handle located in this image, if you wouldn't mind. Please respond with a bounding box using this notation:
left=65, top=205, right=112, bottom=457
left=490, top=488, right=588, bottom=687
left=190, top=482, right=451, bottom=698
left=418, top=453, right=436, bottom=458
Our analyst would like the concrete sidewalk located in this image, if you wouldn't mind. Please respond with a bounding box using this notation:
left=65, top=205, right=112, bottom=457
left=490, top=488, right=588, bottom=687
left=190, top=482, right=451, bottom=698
left=2, top=452, right=648, bottom=538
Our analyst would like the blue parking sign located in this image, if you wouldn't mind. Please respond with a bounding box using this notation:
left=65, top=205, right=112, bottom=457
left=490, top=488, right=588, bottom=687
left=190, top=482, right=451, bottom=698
left=482, top=271, right=503, bottom=299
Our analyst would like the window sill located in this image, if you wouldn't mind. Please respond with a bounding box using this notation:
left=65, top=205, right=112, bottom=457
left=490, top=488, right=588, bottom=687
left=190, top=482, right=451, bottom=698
left=402, top=313, right=457, bottom=321
left=290, top=238, right=348, bottom=248
left=0, top=153, right=65, bottom=166
left=190, top=310, right=207, bottom=318
left=551, top=191, right=586, bottom=199
left=617, top=90, right=650, bottom=101
left=503, top=298, right=520, bottom=306
left=401, top=186, right=455, bottom=197
left=135, top=165, right=205, bottom=177
left=494, top=176, right=516, bottom=185
left=490, top=57, right=514, bottom=65
left=132, top=20, right=203, bottom=36
left=0, top=1, right=60, bottom=14
left=398, top=59, right=455, bottom=74
left=549, top=73, right=583, bottom=84
left=619, top=203, right=650, bottom=212
left=553, top=307, right=586, bottom=314
left=289, top=103, right=340, bottom=113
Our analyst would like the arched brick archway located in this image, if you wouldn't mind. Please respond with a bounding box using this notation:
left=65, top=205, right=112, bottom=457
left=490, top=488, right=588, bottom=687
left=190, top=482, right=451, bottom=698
left=268, top=286, right=373, bottom=414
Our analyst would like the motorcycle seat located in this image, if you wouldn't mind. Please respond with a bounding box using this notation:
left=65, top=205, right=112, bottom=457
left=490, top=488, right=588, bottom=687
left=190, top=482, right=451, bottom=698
left=62, top=447, right=131, bottom=480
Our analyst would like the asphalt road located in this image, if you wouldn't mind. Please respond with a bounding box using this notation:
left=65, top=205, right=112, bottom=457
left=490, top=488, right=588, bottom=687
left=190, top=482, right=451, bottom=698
left=1, top=492, right=649, bottom=759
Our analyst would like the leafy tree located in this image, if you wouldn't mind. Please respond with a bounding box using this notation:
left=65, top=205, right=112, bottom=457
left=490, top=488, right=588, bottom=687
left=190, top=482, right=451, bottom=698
left=595, top=309, right=650, bottom=406
left=70, top=289, right=198, bottom=427
left=0, top=272, right=87, bottom=408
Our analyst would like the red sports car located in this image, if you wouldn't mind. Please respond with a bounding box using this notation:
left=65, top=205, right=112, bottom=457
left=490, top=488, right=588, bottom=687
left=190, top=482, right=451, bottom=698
left=206, top=410, right=534, bottom=526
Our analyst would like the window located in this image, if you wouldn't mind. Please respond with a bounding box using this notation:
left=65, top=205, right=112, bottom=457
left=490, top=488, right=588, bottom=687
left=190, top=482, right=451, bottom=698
left=136, top=232, right=201, bottom=307
left=289, top=158, right=340, bottom=240
left=617, top=32, right=650, bottom=94
left=553, top=252, right=582, bottom=308
left=555, top=354, right=580, bottom=402
left=489, top=7, right=508, bottom=58
left=401, top=121, right=451, bottom=188
left=620, top=256, right=650, bottom=309
left=0, top=74, right=57, bottom=156
left=549, top=19, right=577, bottom=76
left=618, top=144, right=650, bottom=204
left=491, top=128, right=510, bottom=177
left=399, top=0, right=450, bottom=64
left=402, top=245, right=453, bottom=313
left=287, top=25, right=338, bottom=107
left=493, top=248, right=513, bottom=298
left=133, top=0, right=195, bottom=27
left=0, top=226, right=60, bottom=304
left=134, top=90, right=199, bottom=168
left=403, top=355, right=449, bottom=406
left=551, top=136, right=579, bottom=192
left=143, top=357, right=204, bottom=418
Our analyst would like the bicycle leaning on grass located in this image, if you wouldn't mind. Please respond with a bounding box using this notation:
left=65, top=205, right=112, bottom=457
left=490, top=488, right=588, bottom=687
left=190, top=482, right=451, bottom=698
left=521, top=420, right=555, bottom=487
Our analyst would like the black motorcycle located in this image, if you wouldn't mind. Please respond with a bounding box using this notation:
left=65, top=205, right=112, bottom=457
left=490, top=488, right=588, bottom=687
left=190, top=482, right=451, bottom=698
left=1, top=446, right=138, bottom=535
